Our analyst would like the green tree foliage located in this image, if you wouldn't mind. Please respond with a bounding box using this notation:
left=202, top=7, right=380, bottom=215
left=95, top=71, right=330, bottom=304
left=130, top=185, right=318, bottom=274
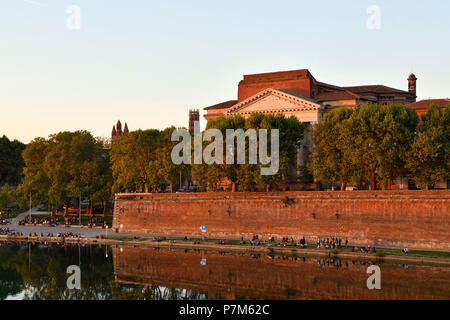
left=310, top=104, right=419, bottom=190
left=0, top=184, right=10, bottom=210
left=194, top=113, right=305, bottom=192
left=110, top=127, right=186, bottom=193
left=349, top=104, right=419, bottom=189
left=406, top=105, right=450, bottom=189
left=20, top=131, right=112, bottom=209
left=309, top=108, right=354, bottom=190
left=0, top=135, right=26, bottom=186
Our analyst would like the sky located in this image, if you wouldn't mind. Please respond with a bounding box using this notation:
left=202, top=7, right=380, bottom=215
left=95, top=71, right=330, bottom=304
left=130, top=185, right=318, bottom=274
left=1, top=0, right=449, bottom=143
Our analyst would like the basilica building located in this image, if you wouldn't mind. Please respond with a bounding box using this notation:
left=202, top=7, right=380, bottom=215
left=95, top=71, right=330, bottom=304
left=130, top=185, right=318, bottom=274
left=203, top=69, right=418, bottom=169
left=203, top=69, right=417, bottom=123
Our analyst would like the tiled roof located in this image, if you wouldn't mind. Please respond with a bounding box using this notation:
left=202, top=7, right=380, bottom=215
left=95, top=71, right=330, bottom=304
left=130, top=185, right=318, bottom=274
left=406, top=99, right=450, bottom=109
left=316, top=91, right=361, bottom=101
left=342, top=85, right=411, bottom=95
left=204, top=100, right=238, bottom=110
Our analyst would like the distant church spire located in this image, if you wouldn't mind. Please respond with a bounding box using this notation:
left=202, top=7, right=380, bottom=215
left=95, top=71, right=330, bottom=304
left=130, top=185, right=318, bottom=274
left=112, top=120, right=129, bottom=142
left=116, top=120, right=122, bottom=136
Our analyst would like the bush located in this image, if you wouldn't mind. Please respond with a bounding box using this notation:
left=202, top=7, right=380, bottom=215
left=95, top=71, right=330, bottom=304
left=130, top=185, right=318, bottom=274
left=375, top=250, right=385, bottom=258
left=281, top=196, right=296, bottom=207
left=330, top=248, right=340, bottom=255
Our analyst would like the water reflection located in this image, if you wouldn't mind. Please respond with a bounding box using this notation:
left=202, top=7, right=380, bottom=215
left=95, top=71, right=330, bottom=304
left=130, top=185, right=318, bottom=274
left=0, top=242, right=449, bottom=300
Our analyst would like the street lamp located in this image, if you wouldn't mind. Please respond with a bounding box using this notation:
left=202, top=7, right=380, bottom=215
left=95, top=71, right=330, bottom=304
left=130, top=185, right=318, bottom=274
left=29, top=192, right=32, bottom=220
left=79, top=193, right=82, bottom=227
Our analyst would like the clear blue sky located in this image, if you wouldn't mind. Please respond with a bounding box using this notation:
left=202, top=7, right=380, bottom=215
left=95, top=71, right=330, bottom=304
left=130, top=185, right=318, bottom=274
left=1, top=0, right=449, bottom=143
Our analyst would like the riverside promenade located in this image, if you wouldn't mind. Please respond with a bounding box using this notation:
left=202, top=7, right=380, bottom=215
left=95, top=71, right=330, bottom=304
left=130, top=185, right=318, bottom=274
left=6, top=207, right=108, bottom=238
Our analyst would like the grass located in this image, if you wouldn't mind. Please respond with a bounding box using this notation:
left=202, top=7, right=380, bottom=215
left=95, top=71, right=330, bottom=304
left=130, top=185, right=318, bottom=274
left=104, top=236, right=450, bottom=261
left=376, top=248, right=450, bottom=259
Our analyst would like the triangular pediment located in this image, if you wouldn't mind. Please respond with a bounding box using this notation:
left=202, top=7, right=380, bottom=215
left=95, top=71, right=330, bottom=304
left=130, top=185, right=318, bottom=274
left=226, top=89, right=323, bottom=115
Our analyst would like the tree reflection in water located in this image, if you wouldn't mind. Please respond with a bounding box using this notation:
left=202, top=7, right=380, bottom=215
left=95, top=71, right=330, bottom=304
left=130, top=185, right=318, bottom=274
left=0, top=242, right=207, bottom=300
left=1, top=242, right=449, bottom=300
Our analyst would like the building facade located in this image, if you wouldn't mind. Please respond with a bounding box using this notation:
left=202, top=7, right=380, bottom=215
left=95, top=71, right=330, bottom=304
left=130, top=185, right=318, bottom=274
left=204, top=69, right=417, bottom=123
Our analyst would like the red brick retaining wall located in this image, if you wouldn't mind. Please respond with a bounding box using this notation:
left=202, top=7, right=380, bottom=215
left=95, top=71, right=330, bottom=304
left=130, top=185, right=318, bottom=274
left=112, top=191, right=450, bottom=250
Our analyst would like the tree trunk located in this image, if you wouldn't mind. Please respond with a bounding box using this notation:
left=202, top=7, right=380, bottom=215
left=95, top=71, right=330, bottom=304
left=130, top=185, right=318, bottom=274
left=340, top=183, right=346, bottom=191
left=426, top=185, right=430, bottom=191
left=231, top=183, right=236, bottom=192
left=144, top=184, right=149, bottom=193
left=89, top=200, right=93, bottom=215
left=266, top=185, right=270, bottom=192
left=371, top=172, right=376, bottom=190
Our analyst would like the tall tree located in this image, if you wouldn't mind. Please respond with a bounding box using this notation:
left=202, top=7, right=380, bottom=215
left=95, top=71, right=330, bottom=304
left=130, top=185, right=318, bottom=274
left=347, top=104, right=418, bottom=189
left=111, top=129, right=164, bottom=193
left=309, top=108, right=354, bottom=190
left=0, top=135, right=26, bottom=186
left=406, top=105, right=449, bottom=189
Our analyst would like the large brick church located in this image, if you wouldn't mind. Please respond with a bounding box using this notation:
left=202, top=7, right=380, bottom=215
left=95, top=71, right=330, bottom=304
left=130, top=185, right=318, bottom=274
left=203, top=69, right=417, bottom=124
left=198, top=69, right=448, bottom=190
left=202, top=69, right=419, bottom=170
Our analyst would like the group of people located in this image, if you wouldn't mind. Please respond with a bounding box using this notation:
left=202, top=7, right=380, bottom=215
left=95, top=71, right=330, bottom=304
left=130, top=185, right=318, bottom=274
left=239, top=235, right=310, bottom=248
left=0, top=228, right=18, bottom=236
left=19, top=216, right=60, bottom=227
left=316, top=237, right=348, bottom=249
left=56, top=232, right=83, bottom=239
left=351, top=245, right=376, bottom=253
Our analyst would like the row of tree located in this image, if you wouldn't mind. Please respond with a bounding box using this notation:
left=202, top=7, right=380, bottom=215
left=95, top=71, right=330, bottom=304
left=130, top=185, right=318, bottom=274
left=309, top=104, right=449, bottom=190
left=4, top=104, right=448, bottom=210
left=110, top=127, right=187, bottom=193
left=17, top=131, right=112, bottom=211
left=191, top=113, right=305, bottom=192
left=110, top=113, right=305, bottom=193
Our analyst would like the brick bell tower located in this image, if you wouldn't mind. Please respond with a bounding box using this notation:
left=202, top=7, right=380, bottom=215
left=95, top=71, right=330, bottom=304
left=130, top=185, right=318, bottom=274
left=189, top=109, right=200, bottom=135
left=408, top=73, right=417, bottom=101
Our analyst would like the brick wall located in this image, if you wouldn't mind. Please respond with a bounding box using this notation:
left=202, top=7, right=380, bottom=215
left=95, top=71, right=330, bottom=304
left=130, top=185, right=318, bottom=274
left=113, top=191, right=450, bottom=250
left=237, top=70, right=314, bottom=101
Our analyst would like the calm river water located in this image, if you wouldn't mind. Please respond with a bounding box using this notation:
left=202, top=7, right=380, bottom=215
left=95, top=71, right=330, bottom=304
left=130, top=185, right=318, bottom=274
left=0, top=242, right=449, bottom=300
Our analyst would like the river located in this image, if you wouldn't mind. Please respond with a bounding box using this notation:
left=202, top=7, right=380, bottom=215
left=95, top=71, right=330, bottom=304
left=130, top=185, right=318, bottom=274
left=0, top=242, right=449, bottom=300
